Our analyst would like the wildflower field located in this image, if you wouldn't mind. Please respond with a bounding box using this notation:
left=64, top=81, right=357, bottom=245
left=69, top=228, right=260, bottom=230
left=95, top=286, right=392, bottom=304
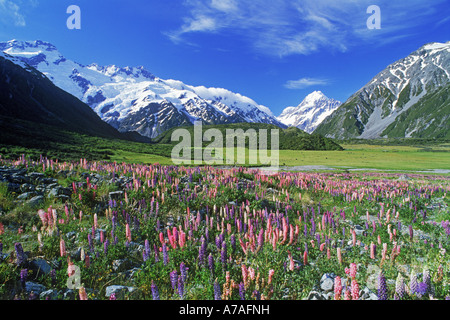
left=0, top=155, right=449, bottom=301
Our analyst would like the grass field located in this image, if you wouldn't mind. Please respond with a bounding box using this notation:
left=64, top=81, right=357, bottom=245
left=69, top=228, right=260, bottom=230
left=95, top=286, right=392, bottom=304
left=107, top=144, right=450, bottom=172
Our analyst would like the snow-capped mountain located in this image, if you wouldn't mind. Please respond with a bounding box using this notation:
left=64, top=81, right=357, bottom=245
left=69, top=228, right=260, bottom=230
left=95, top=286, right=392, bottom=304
left=277, top=91, right=341, bottom=133
left=0, top=50, right=132, bottom=140
left=0, top=40, right=284, bottom=138
left=315, top=41, right=450, bottom=139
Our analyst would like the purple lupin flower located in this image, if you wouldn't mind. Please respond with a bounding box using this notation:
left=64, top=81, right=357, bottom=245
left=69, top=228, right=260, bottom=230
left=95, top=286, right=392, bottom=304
left=416, top=282, right=427, bottom=299
left=231, top=234, right=236, bottom=253
left=378, top=272, right=388, bottom=300
left=198, top=237, right=206, bottom=265
left=213, top=281, right=221, bottom=300
left=162, top=244, right=168, bottom=266
left=20, top=269, right=28, bottom=288
left=410, top=270, right=418, bottom=295
left=409, top=225, right=414, bottom=241
left=151, top=281, right=160, bottom=300
left=14, top=243, right=25, bottom=265
left=177, top=275, right=184, bottom=299
left=180, top=262, right=188, bottom=283
left=253, top=290, right=261, bottom=300
left=170, top=270, right=178, bottom=290
left=208, top=253, right=215, bottom=277
left=395, top=274, right=405, bottom=300
left=239, top=282, right=245, bottom=300
left=109, top=293, right=117, bottom=300
left=221, top=241, right=227, bottom=270
left=104, top=238, right=109, bottom=255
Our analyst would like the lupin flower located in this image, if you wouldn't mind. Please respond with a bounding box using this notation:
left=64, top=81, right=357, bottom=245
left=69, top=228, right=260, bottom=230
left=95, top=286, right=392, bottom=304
left=198, top=237, right=206, bottom=265
left=378, top=272, right=388, bottom=300
left=208, top=252, right=215, bottom=273
left=337, top=247, right=342, bottom=264
left=151, top=281, right=160, bottom=300
left=268, top=269, right=275, bottom=286
left=344, top=287, right=352, bottom=300
left=79, top=287, right=88, bottom=300
left=221, top=241, right=227, bottom=269
left=239, top=282, right=245, bottom=300
left=125, top=223, right=131, bottom=242
left=162, top=244, right=168, bottom=266
left=109, top=293, right=116, bottom=300
left=178, top=275, right=184, bottom=299
left=14, top=243, right=25, bottom=265
left=20, top=269, right=28, bottom=288
left=334, top=276, right=342, bottom=300
left=180, top=262, right=188, bottom=283
left=351, top=279, right=359, bottom=300
left=60, top=238, right=66, bottom=257
left=394, top=274, right=405, bottom=300
left=170, top=270, right=178, bottom=290
left=349, top=263, right=357, bottom=279
left=214, top=280, right=221, bottom=300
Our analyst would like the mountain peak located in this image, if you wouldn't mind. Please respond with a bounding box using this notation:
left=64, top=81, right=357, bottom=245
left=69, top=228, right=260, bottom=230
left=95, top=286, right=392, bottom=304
left=0, top=39, right=58, bottom=52
left=421, top=41, right=450, bottom=52
left=277, top=91, right=341, bottom=133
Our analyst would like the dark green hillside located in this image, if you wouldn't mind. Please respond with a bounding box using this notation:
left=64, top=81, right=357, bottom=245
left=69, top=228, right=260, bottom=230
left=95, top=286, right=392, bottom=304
left=153, top=123, right=343, bottom=151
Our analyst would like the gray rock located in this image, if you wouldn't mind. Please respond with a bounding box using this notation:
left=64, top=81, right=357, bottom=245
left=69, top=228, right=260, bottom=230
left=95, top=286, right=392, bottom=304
left=109, top=191, right=124, bottom=200
left=29, top=259, right=52, bottom=277
left=354, top=225, right=365, bottom=236
left=25, top=282, right=46, bottom=295
left=62, top=289, right=76, bottom=300
left=18, top=192, right=37, bottom=200
left=105, top=285, right=137, bottom=299
left=307, top=291, right=326, bottom=300
left=27, top=195, right=44, bottom=207
left=112, top=259, right=133, bottom=272
left=40, top=289, right=58, bottom=300
left=320, top=273, right=336, bottom=292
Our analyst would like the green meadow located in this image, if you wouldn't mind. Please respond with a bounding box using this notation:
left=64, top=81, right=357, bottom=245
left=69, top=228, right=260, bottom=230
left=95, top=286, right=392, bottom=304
left=109, top=144, right=450, bottom=172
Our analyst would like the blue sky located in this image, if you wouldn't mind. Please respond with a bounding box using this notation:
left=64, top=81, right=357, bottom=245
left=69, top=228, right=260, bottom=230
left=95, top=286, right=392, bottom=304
left=0, top=0, right=449, bottom=115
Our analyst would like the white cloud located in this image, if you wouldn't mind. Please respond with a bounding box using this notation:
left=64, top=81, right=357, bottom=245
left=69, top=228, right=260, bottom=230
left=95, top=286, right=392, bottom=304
left=167, top=0, right=448, bottom=56
left=284, top=77, right=329, bottom=90
left=0, top=0, right=26, bottom=27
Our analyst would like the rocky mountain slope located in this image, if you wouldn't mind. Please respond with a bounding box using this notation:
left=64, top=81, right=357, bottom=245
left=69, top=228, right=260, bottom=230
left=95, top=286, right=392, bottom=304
left=315, top=42, right=450, bottom=139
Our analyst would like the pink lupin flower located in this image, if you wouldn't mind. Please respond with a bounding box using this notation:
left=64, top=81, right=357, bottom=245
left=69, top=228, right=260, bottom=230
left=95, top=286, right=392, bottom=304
left=344, top=287, right=352, bottom=300
left=179, top=231, right=186, bottom=248
left=334, top=276, right=342, bottom=300
left=287, top=250, right=295, bottom=271
left=352, top=229, right=356, bottom=247
left=351, top=279, right=359, bottom=300
left=350, top=263, right=357, bottom=279
left=337, top=247, right=342, bottom=264
left=60, top=238, right=66, bottom=257
left=125, top=223, right=132, bottom=242
left=268, top=269, right=275, bottom=286
left=327, top=247, right=331, bottom=260
left=370, top=242, right=376, bottom=259
left=159, top=232, right=165, bottom=245
left=242, top=265, right=249, bottom=287
left=79, top=287, right=88, bottom=300
left=320, top=243, right=326, bottom=252
left=94, top=213, right=98, bottom=229
left=303, top=250, right=308, bottom=266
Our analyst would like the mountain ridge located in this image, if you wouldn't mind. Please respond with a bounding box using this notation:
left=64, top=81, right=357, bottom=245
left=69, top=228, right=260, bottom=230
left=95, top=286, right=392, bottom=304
left=315, top=41, right=450, bottom=139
